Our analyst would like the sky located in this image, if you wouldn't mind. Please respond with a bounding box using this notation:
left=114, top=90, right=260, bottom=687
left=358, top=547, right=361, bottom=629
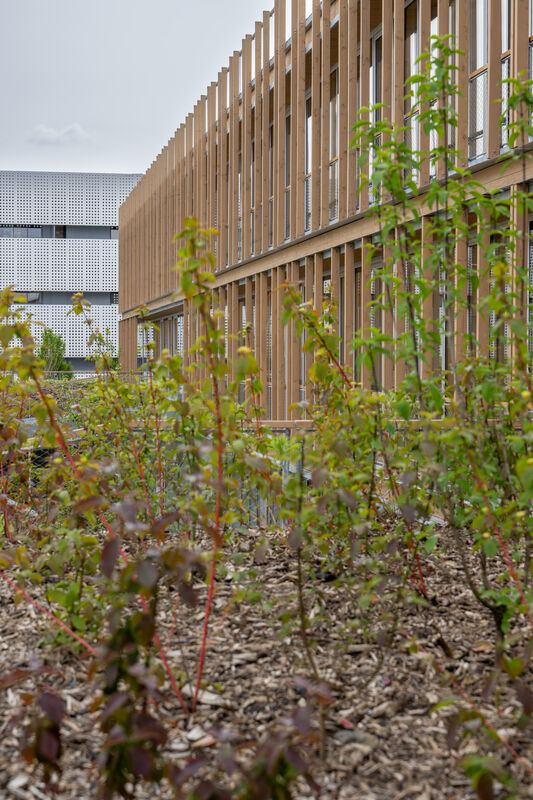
left=0, top=0, right=271, bottom=176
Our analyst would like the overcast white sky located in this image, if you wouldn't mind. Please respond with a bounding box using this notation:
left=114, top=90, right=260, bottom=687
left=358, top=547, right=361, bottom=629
left=1, top=0, right=271, bottom=176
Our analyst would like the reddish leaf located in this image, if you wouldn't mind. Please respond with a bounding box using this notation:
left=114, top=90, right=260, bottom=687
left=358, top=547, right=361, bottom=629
left=111, top=499, right=138, bottom=524
left=37, top=729, right=60, bottom=762
left=311, top=467, right=328, bottom=489
left=167, top=757, right=208, bottom=789
left=0, top=668, right=32, bottom=689
left=101, top=691, right=128, bottom=723
left=515, top=681, right=533, bottom=715
left=287, top=526, right=303, bottom=551
left=101, top=537, right=120, bottom=578
left=129, top=747, right=154, bottom=779
left=292, top=705, right=312, bottom=736
left=137, top=559, right=159, bottom=589
left=178, top=581, right=198, bottom=607
left=337, top=488, right=357, bottom=510
left=38, top=692, right=65, bottom=725
left=73, top=495, right=104, bottom=515
left=151, top=511, right=182, bottom=540
left=476, top=773, right=494, bottom=800
left=445, top=714, right=461, bottom=750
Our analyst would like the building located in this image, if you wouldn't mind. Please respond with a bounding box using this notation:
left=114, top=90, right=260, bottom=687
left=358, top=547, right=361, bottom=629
left=1, top=170, right=141, bottom=371
left=118, top=0, right=533, bottom=418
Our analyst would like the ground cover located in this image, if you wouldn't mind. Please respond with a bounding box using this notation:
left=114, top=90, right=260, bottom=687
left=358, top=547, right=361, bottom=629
left=1, top=528, right=531, bottom=800
left=0, top=39, right=532, bottom=799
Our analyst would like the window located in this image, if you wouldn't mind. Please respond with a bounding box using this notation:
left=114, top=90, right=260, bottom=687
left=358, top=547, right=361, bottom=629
left=470, top=0, right=488, bottom=72
left=329, top=69, right=339, bottom=221
left=404, top=1, right=418, bottom=116
left=0, top=226, right=14, bottom=237
left=111, top=228, right=119, bottom=240
left=304, top=96, right=312, bottom=233
left=404, top=1, right=419, bottom=165
left=110, top=293, right=119, bottom=304
left=469, top=0, right=488, bottom=161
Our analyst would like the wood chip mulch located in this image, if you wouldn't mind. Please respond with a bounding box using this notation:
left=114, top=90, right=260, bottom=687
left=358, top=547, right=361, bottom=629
left=1, top=527, right=532, bottom=799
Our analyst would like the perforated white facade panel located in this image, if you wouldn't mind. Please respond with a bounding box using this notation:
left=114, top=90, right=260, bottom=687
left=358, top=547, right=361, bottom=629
left=10, top=304, right=120, bottom=359
left=0, top=171, right=140, bottom=226
left=0, top=239, right=119, bottom=293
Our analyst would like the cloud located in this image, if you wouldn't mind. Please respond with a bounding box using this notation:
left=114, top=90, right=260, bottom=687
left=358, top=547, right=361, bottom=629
left=27, top=122, right=90, bottom=146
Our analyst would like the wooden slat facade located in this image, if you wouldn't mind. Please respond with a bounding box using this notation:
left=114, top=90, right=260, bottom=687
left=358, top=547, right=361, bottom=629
left=119, top=0, right=533, bottom=418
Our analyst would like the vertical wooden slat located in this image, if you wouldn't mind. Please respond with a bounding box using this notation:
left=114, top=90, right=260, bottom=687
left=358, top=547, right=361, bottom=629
left=330, top=246, right=340, bottom=338
left=294, top=0, right=306, bottom=238
left=456, top=0, right=469, bottom=166
left=270, top=267, right=280, bottom=419
left=287, top=261, right=300, bottom=417
left=243, top=36, right=252, bottom=260
left=477, top=206, right=491, bottom=358
left=290, top=0, right=298, bottom=239
left=305, top=255, right=314, bottom=389
left=359, top=0, right=371, bottom=211
left=276, top=265, right=286, bottom=418
left=207, top=84, right=217, bottom=232
left=343, top=241, right=355, bottom=372
left=258, top=271, right=268, bottom=412
left=262, top=11, right=271, bottom=253
left=275, top=0, right=286, bottom=247
left=382, top=238, right=395, bottom=390
left=217, top=70, right=228, bottom=269
left=320, top=0, right=331, bottom=227
left=512, top=0, right=529, bottom=84
left=338, top=0, right=349, bottom=221
left=314, top=251, right=323, bottom=313
left=421, top=216, right=435, bottom=379
left=311, top=0, right=321, bottom=231
left=229, top=52, right=239, bottom=265
left=254, top=22, right=263, bottom=256
left=487, top=0, right=502, bottom=160
left=347, top=0, right=358, bottom=216
left=393, top=0, right=404, bottom=129
left=454, top=210, right=469, bottom=362
left=361, top=236, right=372, bottom=389
left=418, top=1, right=431, bottom=187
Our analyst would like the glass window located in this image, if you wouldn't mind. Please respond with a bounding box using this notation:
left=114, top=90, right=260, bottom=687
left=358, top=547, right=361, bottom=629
left=501, top=0, right=510, bottom=52
left=330, top=69, right=339, bottom=160
left=285, top=114, right=291, bottom=186
left=27, top=227, right=41, bottom=238
left=0, top=226, right=13, bottom=238
left=305, top=97, right=312, bottom=175
left=111, top=228, right=119, bottom=240
left=13, top=227, right=27, bottom=238
left=470, top=0, right=488, bottom=72
left=405, top=1, right=418, bottom=114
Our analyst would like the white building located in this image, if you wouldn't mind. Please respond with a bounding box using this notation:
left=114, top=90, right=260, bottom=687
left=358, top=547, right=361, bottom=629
left=0, top=170, right=141, bottom=370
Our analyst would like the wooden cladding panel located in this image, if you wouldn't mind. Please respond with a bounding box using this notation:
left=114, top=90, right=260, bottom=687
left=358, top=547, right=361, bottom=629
left=118, top=0, right=533, bottom=418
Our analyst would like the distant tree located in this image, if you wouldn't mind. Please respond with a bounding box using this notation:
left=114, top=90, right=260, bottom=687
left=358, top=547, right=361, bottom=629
left=37, top=328, right=73, bottom=378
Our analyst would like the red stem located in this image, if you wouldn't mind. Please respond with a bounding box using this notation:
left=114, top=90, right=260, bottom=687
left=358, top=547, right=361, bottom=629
left=467, top=454, right=532, bottom=631
left=192, top=299, right=224, bottom=712
left=148, top=367, right=164, bottom=516
left=127, top=419, right=155, bottom=524
left=29, top=371, right=189, bottom=714
left=0, top=571, right=96, bottom=655
left=0, top=462, right=12, bottom=543
left=400, top=629, right=533, bottom=777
